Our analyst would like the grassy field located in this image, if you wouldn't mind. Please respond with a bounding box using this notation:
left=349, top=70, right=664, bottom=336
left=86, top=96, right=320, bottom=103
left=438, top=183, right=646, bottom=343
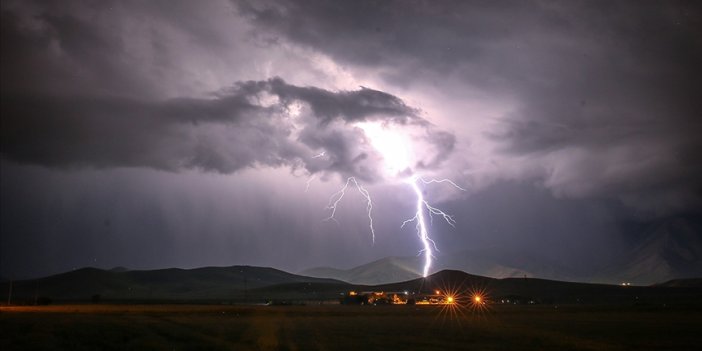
left=2, top=304, right=701, bottom=350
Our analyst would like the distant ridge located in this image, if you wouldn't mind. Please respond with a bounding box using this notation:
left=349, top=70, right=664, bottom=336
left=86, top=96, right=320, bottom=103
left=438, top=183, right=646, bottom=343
left=1, top=266, right=700, bottom=306
left=300, top=256, right=422, bottom=284
left=598, top=217, right=702, bottom=285
left=654, top=278, right=702, bottom=288
left=1, top=265, right=347, bottom=302
left=372, top=270, right=702, bottom=306
left=301, top=217, right=702, bottom=286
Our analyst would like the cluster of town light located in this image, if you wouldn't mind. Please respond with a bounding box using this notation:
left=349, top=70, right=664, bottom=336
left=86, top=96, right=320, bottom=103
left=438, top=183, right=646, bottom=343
left=345, top=290, right=463, bottom=305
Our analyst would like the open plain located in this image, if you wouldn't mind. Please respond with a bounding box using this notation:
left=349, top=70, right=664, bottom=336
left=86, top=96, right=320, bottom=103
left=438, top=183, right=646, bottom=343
left=2, top=303, right=701, bottom=350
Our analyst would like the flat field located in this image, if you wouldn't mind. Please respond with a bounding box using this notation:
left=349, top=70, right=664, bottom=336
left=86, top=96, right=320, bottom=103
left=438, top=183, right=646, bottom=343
left=1, top=304, right=700, bottom=350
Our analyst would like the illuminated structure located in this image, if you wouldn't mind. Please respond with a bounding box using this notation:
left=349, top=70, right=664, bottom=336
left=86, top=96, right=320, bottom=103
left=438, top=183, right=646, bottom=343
left=341, top=290, right=457, bottom=305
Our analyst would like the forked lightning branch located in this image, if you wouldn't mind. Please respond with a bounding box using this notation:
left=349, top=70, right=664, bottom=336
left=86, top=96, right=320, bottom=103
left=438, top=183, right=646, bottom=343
left=320, top=122, right=464, bottom=277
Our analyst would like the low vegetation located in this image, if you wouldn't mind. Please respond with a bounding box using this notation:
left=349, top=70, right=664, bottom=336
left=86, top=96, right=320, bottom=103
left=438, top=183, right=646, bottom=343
left=2, top=303, right=701, bottom=350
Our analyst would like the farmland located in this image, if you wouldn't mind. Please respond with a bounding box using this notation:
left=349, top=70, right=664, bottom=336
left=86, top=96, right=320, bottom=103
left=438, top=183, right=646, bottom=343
left=2, top=303, right=700, bottom=350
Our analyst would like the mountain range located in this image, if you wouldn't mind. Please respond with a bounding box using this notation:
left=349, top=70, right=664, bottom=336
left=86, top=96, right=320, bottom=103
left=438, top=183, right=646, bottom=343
left=302, top=217, right=702, bottom=285
left=2, top=217, right=699, bottom=303
left=1, top=266, right=344, bottom=302
left=2, top=265, right=700, bottom=306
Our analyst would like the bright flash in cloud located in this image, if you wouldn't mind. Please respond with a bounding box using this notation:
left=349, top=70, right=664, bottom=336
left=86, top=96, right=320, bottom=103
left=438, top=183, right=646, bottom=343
left=355, top=122, right=412, bottom=177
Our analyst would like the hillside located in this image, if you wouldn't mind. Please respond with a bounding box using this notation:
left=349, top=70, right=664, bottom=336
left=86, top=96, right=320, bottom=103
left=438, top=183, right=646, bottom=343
left=1, top=265, right=347, bottom=302
left=3, top=264, right=701, bottom=306
left=596, top=217, right=702, bottom=285
left=300, top=256, right=422, bottom=284
left=302, top=217, right=702, bottom=286
left=371, top=270, right=702, bottom=306
left=437, top=248, right=579, bottom=281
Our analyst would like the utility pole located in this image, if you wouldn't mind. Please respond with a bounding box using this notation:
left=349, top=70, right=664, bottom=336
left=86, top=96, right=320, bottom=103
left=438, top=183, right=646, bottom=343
left=241, top=267, right=248, bottom=303
left=7, top=280, right=12, bottom=306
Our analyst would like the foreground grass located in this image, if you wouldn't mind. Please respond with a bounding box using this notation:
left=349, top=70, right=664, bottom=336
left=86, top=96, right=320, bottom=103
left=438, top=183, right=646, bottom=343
left=1, top=304, right=700, bottom=350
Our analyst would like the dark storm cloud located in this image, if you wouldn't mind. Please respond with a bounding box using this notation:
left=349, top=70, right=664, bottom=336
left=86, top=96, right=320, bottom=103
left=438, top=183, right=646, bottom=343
left=2, top=0, right=700, bottom=282
left=238, top=0, right=702, bottom=215
left=236, top=78, right=420, bottom=125
left=1, top=4, right=152, bottom=98
left=1, top=0, right=250, bottom=98
left=1, top=1, right=455, bottom=181
left=1, top=77, right=452, bottom=179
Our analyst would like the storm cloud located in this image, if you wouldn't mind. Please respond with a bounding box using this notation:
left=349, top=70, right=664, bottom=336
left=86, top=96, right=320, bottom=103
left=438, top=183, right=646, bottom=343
left=1, top=1, right=457, bottom=182
left=2, top=78, right=454, bottom=181
left=1, top=0, right=700, bottom=280
left=239, top=0, right=702, bottom=215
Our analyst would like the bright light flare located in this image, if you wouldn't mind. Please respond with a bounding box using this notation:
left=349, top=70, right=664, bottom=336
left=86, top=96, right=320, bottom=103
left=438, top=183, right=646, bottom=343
left=431, top=280, right=492, bottom=326
left=432, top=280, right=470, bottom=325
left=467, top=287, right=490, bottom=313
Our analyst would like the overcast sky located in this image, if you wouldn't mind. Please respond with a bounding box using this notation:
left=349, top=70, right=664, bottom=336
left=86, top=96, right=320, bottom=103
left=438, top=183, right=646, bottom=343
left=2, top=0, right=700, bottom=279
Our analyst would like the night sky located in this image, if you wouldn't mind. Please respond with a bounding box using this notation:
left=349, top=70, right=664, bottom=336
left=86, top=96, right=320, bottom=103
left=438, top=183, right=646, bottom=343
left=2, top=0, right=701, bottom=280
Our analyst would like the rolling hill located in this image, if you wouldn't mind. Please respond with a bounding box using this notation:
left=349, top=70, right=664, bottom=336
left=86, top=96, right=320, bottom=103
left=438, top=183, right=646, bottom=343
left=300, top=250, right=582, bottom=286
left=302, top=217, right=702, bottom=286
left=370, top=270, right=702, bottom=306
left=596, top=217, right=702, bottom=285
left=300, top=256, right=423, bottom=285
left=1, top=265, right=347, bottom=302
left=3, top=265, right=701, bottom=306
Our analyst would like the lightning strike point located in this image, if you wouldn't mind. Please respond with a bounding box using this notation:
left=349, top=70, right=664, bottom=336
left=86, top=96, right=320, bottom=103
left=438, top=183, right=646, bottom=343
left=404, top=175, right=463, bottom=277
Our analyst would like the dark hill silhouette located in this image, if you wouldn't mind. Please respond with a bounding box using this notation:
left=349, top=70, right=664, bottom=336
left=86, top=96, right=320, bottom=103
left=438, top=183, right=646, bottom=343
left=300, top=256, right=422, bottom=284
left=598, top=217, right=702, bottom=285
left=2, top=266, right=700, bottom=306
left=654, top=278, right=702, bottom=288
left=366, top=270, right=702, bottom=305
left=302, top=217, right=702, bottom=285
left=1, top=265, right=346, bottom=302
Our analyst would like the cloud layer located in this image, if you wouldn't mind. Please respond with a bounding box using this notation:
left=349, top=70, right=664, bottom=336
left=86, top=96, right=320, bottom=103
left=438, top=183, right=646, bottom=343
left=2, top=77, right=454, bottom=181
left=239, top=0, right=702, bottom=215
left=1, top=0, right=701, bottom=279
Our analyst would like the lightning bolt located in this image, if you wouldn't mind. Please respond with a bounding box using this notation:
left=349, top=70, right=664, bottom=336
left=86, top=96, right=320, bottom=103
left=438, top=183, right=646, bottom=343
left=324, top=177, right=375, bottom=243
left=417, top=177, right=466, bottom=192
left=319, top=174, right=462, bottom=277
left=311, top=128, right=462, bottom=277
left=402, top=176, right=464, bottom=277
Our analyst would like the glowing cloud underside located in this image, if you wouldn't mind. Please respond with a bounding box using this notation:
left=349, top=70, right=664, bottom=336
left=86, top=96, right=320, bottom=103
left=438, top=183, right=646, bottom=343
left=322, top=122, right=463, bottom=277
